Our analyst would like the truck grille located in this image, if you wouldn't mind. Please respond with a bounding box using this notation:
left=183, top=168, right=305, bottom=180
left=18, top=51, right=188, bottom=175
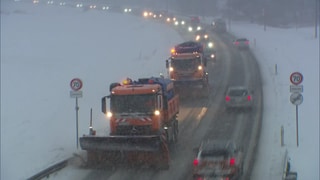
left=116, top=125, right=152, bottom=135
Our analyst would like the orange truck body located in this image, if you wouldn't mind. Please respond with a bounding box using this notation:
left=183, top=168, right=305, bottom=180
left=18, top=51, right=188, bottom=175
left=109, top=79, right=179, bottom=135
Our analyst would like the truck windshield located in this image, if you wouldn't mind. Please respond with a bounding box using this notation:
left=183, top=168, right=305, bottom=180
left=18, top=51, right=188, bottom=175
left=110, top=94, right=156, bottom=114
left=171, top=58, right=201, bottom=71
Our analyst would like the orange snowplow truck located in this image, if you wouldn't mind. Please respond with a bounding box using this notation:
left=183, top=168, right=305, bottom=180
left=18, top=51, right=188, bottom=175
left=166, top=41, right=209, bottom=97
left=80, top=77, right=179, bottom=169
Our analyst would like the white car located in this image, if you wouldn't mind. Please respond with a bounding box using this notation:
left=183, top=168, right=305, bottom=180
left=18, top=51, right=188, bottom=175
left=225, top=86, right=253, bottom=111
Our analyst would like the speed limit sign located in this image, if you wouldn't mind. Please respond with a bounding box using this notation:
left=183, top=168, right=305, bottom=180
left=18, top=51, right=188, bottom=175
left=290, top=72, right=303, bottom=85
left=70, top=78, right=83, bottom=91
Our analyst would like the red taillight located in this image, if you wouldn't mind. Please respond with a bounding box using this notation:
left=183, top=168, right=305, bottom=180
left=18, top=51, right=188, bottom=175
left=247, top=95, right=252, bottom=101
left=245, top=41, right=249, bottom=45
left=196, top=177, right=204, bottom=180
left=225, top=96, right=231, bottom=101
left=193, top=158, right=199, bottom=166
left=234, top=41, right=239, bottom=45
left=229, top=157, right=236, bottom=166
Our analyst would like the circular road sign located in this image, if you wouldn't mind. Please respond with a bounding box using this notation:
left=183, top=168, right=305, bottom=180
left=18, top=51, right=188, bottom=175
left=290, top=93, right=303, bottom=105
left=70, top=78, right=83, bottom=91
left=290, top=72, right=303, bottom=85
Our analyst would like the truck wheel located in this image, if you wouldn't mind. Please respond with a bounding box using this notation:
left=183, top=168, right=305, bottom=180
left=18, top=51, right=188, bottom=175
left=169, top=120, right=178, bottom=144
left=173, top=120, right=179, bottom=143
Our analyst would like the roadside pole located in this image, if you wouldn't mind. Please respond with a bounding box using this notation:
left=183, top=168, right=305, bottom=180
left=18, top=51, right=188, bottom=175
left=289, top=72, right=303, bottom=147
left=70, top=78, right=83, bottom=149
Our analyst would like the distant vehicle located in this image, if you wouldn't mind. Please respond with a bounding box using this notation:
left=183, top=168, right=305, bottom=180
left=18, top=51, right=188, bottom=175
left=225, top=86, right=254, bottom=111
left=188, top=16, right=201, bottom=32
left=166, top=41, right=209, bottom=97
left=203, top=42, right=217, bottom=62
left=233, top=38, right=250, bottom=50
left=193, top=140, right=244, bottom=180
left=195, top=29, right=209, bottom=42
left=212, top=19, right=227, bottom=33
left=190, top=16, right=200, bottom=24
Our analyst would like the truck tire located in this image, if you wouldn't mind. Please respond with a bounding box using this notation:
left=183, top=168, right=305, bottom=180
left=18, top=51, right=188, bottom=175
left=174, top=120, right=179, bottom=142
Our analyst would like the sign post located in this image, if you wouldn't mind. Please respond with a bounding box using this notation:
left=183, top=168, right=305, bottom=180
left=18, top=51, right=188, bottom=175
left=289, top=72, right=303, bottom=147
left=70, top=78, right=83, bottom=149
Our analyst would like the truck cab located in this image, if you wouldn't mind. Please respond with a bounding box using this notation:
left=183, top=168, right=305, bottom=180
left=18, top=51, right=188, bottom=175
left=166, top=41, right=209, bottom=89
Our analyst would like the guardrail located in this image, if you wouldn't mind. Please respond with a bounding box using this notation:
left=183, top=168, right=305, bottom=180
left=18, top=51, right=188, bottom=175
left=282, top=149, right=298, bottom=180
left=27, top=158, right=69, bottom=180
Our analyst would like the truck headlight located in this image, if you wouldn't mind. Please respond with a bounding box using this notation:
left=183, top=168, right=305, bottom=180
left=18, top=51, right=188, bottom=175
left=107, top=112, right=112, bottom=118
left=154, top=110, right=160, bottom=115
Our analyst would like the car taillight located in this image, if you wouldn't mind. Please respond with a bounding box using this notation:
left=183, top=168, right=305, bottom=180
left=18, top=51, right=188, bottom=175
left=245, top=41, right=249, bottom=45
left=247, top=95, right=252, bottom=101
left=196, top=177, right=204, bottom=180
left=225, top=96, right=231, bottom=101
left=234, top=42, right=239, bottom=45
left=229, top=157, right=236, bottom=166
left=193, top=158, right=199, bottom=166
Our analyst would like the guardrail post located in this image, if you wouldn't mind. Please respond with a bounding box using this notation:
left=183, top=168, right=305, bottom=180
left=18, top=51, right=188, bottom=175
left=281, top=125, right=284, bottom=146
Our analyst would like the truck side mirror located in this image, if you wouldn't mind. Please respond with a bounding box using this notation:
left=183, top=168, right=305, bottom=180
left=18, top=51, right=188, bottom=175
left=101, top=96, right=109, bottom=114
left=166, top=59, right=169, bottom=68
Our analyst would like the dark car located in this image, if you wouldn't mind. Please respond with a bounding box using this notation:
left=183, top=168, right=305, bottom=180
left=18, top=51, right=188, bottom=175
left=212, top=19, right=227, bottom=33
left=193, top=140, right=244, bottom=180
left=233, top=38, right=250, bottom=50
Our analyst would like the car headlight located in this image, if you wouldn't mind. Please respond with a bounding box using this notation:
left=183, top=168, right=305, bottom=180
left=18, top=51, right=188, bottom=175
left=211, top=54, right=215, bottom=58
left=198, top=66, right=202, bottom=70
left=169, top=67, right=174, bottom=72
left=174, top=21, right=179, bottom=26
left=188, top=26, right=193, bottom=32
left=204, top=35, right=208, bottom=39
left=181, top=21, right=185, bottom=25
left=208, top=42, right=213, bottom=48
left=197, top=26, right=201, bottom=31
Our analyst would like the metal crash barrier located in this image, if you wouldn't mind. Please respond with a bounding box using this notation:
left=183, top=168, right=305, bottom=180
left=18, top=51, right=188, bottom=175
left=282, top=149, right=298, bottom=180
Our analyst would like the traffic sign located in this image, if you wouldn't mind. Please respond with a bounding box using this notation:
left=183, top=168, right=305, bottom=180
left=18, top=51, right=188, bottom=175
left=290, top=72, right=303, bottom=85
left=290, top=85, right=303, bottom=93
left=70, top=78, right=83, bottom=91
left=290, top=93, right=303, bottom=105
left=70, top=90, right=83, bottom=98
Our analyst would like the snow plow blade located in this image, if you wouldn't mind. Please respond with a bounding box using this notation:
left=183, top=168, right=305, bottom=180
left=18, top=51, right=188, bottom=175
left=79, top=135, right=162, bottom=152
